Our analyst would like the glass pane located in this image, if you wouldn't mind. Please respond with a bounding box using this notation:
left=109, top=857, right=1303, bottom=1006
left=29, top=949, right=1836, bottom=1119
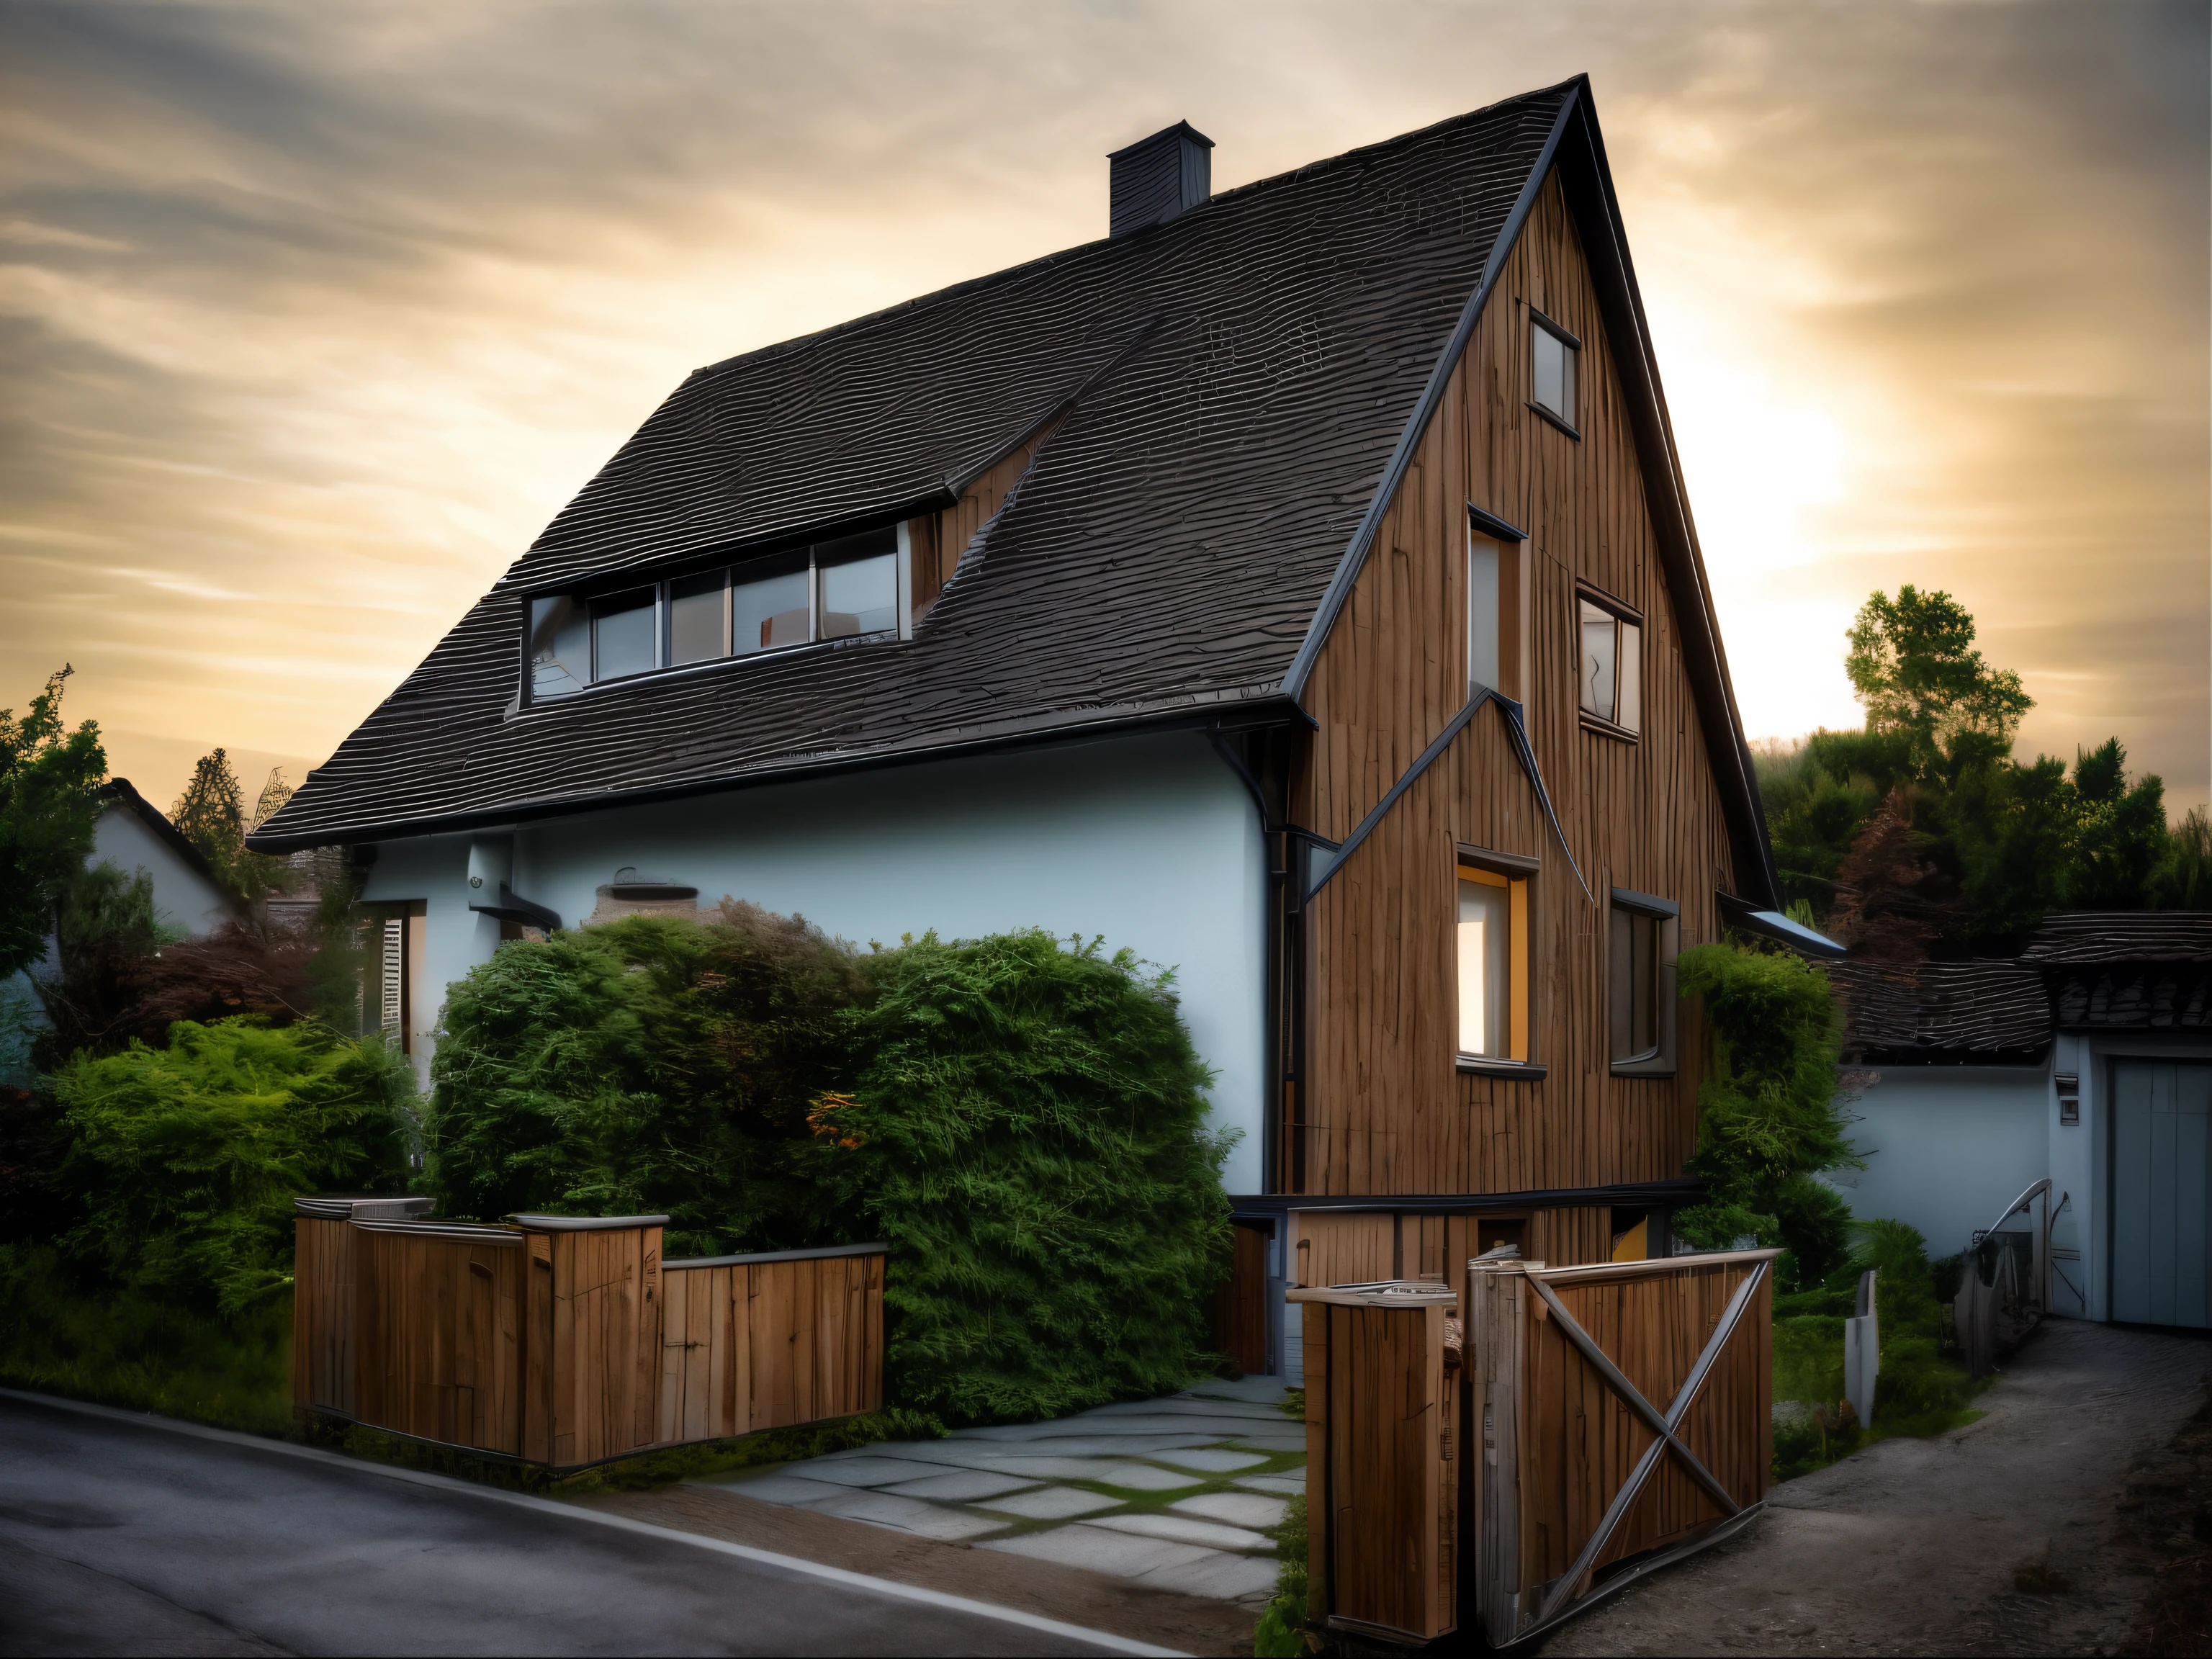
left=1630, top=911, right=1658, bottom=1055
left=1616, top=619, right=1641, bottom=733
left=1560, top=341, right=1577, bottom=427
left=819, top=551, right=897, bottom=639
left=591, top=588, right=657, bottom=680
left=529, top=595, right=589, bottom=700
left=1467, top=537, right=1499, bottom=693
left=732, top=560, right=810, bottom=655
left=1579, top=600, right=1616, bottom=720
left=1532, top=325, right=1565, bottom=418
left=1457, top=876, right=1510, bottom=1058
left=668, top=572, right=727, bottom=665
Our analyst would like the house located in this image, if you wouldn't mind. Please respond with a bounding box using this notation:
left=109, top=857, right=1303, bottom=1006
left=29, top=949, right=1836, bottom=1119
left=251, top=76, right=1821, bottom=1375
left=92, top=779, right=239, bottom=939
left=1830, top=914, right=2212, bottom=1329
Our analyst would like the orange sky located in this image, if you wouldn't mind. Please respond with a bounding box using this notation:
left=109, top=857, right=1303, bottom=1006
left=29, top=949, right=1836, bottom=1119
left=3, top=1, right=2206, bottom=812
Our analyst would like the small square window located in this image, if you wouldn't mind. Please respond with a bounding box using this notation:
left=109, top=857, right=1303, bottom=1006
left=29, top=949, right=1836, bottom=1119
left=1532, top=318, right=1576, bottom=428
left=1457, top=862, right=1531, bottom=1062
left=1578, top=594, right=1641, bottom=735
left=1609, top=891, right=1678, bottom=1075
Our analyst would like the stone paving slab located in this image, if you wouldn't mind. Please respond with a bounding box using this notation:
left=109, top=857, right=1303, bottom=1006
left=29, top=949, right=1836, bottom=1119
left=1085, top=1399, right=1297, bottom=1425
left=1172, top=1491, right=1287, bottom=1529
left=1089, top=1512, right=1274, bottom=1552
left=1139, top=1550, right=1281, bottom=1602
left=1148, top=1447, right=1268, bottom=1473
left=1223, top=1434, right=1308, bottom=1452
left=978, top=1486, right=1126, bottom=1520
left=801, top=1486, right=1014, bottom=1541
left=1233, top=1474, right=1305, bottom=1496
left=981, top=1522, right=1216, bottom=1580
left=700, top=1471, right=854, bottom=1506
left=770, top=1454, right=958, bottom=1488
left=881, top=1468, right=1040, bottom=1502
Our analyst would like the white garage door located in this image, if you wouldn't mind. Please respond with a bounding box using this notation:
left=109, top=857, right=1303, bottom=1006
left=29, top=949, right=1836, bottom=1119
left=2112, top=1059, right=2212, bottom=1327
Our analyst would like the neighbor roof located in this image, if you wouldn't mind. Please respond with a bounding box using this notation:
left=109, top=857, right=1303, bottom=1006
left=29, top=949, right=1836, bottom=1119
left=1831, top=960, right=2053, bottom=1066
left=251, top=76, right=1775, bottom=904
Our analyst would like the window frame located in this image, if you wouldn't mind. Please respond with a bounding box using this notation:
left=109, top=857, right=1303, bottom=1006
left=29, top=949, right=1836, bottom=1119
left=1455, top=845, right=1545, bottom=1080
left=1575, top=583, right=1643, bottom=741
left=1608, top=885, right=1679, bottom=1078
left=1529, top=307, right=1582, bottom=439
left=1465, top=503, right=1528, bottom=702
left=519, top=526, right=908, bottom=708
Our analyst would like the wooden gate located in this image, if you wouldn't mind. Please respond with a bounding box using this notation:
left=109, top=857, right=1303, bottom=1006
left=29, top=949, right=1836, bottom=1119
left=1298, top=1248, right=1779, bottom=1649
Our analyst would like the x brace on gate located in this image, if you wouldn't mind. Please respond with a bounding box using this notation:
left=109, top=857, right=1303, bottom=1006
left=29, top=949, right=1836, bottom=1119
left=1526, top=1262, right=1771, bottom=1627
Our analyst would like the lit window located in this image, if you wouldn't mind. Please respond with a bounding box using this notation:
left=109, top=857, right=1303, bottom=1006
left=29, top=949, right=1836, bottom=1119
left=1578, top=594, right=1641, bottom=734
left=1609, top=890, right=1678, bottom=1075
left=1532, top=316, right=1577, bottom=428
left=1457, top=861, right=1531, bottom=1063
left=529, top=596, right=590, bottom=700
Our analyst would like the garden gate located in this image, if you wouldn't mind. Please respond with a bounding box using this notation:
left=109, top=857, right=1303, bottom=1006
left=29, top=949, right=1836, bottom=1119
left=1296, top=1246, right=1778, bottom=1648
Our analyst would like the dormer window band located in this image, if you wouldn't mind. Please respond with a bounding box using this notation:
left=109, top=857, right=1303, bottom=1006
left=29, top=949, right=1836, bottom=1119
left=526, top=528, right=900, bottom=702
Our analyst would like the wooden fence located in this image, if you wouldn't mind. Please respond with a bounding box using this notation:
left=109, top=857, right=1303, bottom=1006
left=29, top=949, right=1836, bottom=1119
left=1295, top=1247, right=1778, bottom=1649
left=293, top=1200, right=884, bottom=1470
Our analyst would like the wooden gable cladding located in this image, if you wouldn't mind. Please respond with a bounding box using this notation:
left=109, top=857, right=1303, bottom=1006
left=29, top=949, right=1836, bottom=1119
left=907, top=417, right=1063, bottom=624
left=1292, top=166, right=1736, bottom=1200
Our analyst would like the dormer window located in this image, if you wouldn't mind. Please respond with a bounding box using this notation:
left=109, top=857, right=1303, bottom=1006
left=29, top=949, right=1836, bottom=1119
left=527, top=527, right=903, bottom=701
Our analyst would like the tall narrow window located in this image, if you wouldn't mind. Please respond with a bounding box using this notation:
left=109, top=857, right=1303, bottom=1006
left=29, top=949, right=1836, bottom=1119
left=1532, top=315, right=1578, bottom=428
left=1468, top=536, right=1501, bottom=693
left=1577, top=591, right=1642, bottom=736
left=1609, top=889, right=1678, bottom=1076
left=1457, top=860, right=1532, bottom=1064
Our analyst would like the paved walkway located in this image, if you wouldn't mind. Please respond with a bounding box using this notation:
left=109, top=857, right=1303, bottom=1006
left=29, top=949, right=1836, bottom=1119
left=699, top=1377, right=1302, bottom=1604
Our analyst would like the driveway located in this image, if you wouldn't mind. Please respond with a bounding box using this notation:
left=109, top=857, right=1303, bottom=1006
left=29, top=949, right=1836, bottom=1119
left=0, top=1392, right=1165, bottom=1658
left=1542, top=1318, right=2212, bottom=1656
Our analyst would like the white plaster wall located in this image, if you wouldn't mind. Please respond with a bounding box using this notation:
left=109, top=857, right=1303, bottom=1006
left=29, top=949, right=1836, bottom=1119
left=362, top=731, right=1270, bottom=1192
left=1825, top=1066, right=2051, bottom=1264
left=91, top=809, right=233, bottom=938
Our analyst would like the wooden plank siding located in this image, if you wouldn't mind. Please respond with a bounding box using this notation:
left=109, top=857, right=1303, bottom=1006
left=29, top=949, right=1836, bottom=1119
left=1292, top=164, right=1735, bottom=1205
left=351, top=1229, right=527, bottom=1455
left=654, top=1254, right=886, bottom=1446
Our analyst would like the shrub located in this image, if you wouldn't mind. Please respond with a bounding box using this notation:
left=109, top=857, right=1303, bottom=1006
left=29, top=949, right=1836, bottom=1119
left=1253, top=1493, right=1309, bottom=1657
left=823, top=931, right=1233, bottom=1423
left=53, top=1018, right=412, bottom=1312
left=428, top=904, right=867, bottom=1254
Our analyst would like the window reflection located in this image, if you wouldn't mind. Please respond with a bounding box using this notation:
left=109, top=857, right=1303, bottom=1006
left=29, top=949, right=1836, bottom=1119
left=732, top=561, right=811, bottom=655
left=667, top=572, right=726, bottom=665
left=820, top=552, right=896, bottom=639
left=1579, top=600, right=1616, bottom=720
left=1457, top=873, right=1510, bottom=1058
left=529, top=596, right=589, bottom=700
left=592, top=588, right=657, bottom=681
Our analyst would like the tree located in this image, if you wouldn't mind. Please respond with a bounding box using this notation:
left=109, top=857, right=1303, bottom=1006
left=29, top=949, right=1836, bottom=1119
left=0, top=667, right=107, bottom=981
left=172, top=752, right=289, bottom=901
left=1845, top=586, right=2032, bottom=777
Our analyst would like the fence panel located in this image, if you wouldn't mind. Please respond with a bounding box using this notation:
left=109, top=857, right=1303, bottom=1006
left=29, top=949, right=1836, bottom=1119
left=657, top=1244, right=887, bottom=1443
left=350, top=1220, right=529, bottom=1455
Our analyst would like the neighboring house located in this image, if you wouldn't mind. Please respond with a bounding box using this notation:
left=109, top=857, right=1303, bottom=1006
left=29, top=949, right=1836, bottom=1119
left=1830, top=914, right=2212, bottom=1329
left=92, top=778, right=240, bottom=939
left=250, top=76, right=1826, bottom=1375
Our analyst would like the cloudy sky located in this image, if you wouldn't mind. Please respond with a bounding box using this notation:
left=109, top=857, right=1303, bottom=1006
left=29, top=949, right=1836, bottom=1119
left=3, top=1, right=2206, bottom=811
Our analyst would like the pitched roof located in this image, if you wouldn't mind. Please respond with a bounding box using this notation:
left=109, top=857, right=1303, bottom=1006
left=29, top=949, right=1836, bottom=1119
left=1830, top=959, right=2052, bottom=1065
left=2022, top=912, right=2212, bottom=963
left=251, top=77, right=1774, bottom=902
left=100, top=778, right=234, bottom=900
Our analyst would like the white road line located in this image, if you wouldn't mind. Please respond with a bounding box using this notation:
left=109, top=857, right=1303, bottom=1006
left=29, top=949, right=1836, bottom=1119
left=0, top=1388, right=1188, bottom=1658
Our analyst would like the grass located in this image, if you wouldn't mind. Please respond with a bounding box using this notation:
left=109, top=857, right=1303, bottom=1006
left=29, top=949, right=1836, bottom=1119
left=1769, top=1281, right=1986, bottom=1480
left=0, top=1244, right=294, bottom=1436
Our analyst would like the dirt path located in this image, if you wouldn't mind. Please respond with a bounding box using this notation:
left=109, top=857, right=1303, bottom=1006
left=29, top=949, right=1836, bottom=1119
left=1542, top=1320, right=2212, bottom=1658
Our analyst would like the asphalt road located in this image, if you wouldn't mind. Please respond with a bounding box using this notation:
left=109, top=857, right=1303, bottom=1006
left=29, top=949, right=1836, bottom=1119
left=0, top=1393, right=1157, bottom=1658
